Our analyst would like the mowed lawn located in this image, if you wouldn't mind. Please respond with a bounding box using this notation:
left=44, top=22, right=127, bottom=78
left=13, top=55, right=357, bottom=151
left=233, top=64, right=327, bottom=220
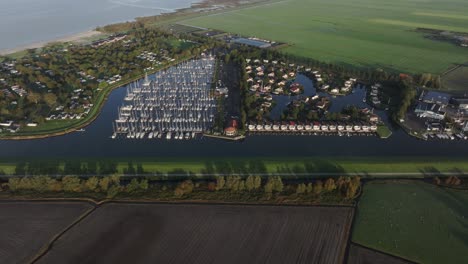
left=353, top=181, right=468, bottom=264
left=3, top=157, right=468, bottom=175
left=181, top=0, right=468, bottom=74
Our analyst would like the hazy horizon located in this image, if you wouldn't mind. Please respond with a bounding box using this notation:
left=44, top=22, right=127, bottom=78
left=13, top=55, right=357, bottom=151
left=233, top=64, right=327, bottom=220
left=0, top=0, right=198, bottom=50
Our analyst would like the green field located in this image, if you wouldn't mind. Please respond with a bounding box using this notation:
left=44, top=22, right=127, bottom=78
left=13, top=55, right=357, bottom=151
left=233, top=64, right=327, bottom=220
left=180, top=0, right=468, bottom=74
left=2, top=157, right=468, bottom=176
left=353, top=181, right=468, bottom=264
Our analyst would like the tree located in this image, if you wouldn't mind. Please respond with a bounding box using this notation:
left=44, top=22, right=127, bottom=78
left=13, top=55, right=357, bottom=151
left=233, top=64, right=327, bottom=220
left=239, top=180, right=246, bottom=192
left=27, top=92, right=41, bottom=104
left=296, top=183, right=306, bottom=194
left=323, top=178, right=337, bottom=192
left=62, top=176, right=82, bottom=192
left=312, top=181, right=323, bottom=196
left=273, top=176, right=283, bottom=193
left=246, top=175, right=255, bottom=191
left=84, top=177, right=99, bottom=192
left=215, top=176, right=225, bottom=191
left=107, top=185, right=120, bottom=198
left=264, top=180, right=273, bottom=194
left=254, top=176, right=262, bottom=190
left=126, top=178, right=140, bottom=193
left=264, top=176, right=283, bottom=193
left=99, top=177, right=110, bottom=192
left=174, top=180, right=194, bottom=197
left=139, top=179, right=149, bottom=190
left=43, top=93, right=57, bottom=107
left=8, top=178, right=21, bottom=192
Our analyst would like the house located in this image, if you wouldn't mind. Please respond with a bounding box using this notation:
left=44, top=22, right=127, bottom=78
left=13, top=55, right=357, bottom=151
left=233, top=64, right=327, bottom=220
left=224, top=127, right=237, bottom=136
left=291, top=86, right=300, bottom=93
left=369, top=114, right=379, bottom=123
left=463, top=121, right=468, bottom=132
left=415, top=102, right=446, bottom=120
left=422, top=91, right=451, bottom=106
left=451, top=98, right=468, bottom=109
left=0, top=121, right=13, bottom=127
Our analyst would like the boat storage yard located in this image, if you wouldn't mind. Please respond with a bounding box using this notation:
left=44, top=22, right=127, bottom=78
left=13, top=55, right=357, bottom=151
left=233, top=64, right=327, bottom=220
left=112, top=55, right=216, bottom=140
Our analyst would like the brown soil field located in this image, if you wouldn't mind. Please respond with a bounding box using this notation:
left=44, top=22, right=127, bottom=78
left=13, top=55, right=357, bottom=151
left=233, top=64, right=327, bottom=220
left=441, top=65, right=468, bottom=93
left=38, top=203, right=353, bottom=264
left=0, top=201, right=93, bottom=264
left=347, top=244, right=414, bottom=264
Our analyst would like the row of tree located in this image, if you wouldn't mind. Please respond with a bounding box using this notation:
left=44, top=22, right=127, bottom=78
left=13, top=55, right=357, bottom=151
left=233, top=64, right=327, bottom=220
left=5, top=176, right=148, bottom=198
left=296, top=176, right=360, bottom=199
left=434, top=176, right=463, bottom=186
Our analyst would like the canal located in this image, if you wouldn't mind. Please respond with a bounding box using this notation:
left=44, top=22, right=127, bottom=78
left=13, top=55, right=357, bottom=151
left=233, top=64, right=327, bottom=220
left=1, top=73, right=468, bottom=158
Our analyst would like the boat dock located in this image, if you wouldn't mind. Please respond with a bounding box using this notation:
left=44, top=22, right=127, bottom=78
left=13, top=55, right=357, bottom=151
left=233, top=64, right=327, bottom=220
left=111, top=55, right=216, bottom=140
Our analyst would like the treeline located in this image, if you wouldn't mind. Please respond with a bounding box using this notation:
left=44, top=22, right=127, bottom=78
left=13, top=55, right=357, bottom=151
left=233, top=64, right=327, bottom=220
left=5, top=175, right=148, bottom=198
left=1, top=175, right=361, bottom=203
left=434, top=176, right=463, bottom=186
left=393, top=77, right=417, bottom=121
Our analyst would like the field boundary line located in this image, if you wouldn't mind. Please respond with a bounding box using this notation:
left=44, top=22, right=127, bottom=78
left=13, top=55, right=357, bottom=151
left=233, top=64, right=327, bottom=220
left=349, top=242, right=419, bottom=264
left=105, top=199, right=355, bottom=208
left=0, top=197, right=355, bottom=208
left=28, top=205, right=98, bottom=264
left=341, top=208, right=356, bottom=264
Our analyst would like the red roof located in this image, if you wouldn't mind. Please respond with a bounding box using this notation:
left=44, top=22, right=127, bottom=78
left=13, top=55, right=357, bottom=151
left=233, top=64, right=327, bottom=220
left=230, top=119, right=238, bottom=128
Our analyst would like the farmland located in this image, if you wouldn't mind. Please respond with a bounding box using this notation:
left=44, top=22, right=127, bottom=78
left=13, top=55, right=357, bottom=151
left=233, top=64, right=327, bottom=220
left=0, top=201, right=93, bottom=264
left=441, top=65, right=468, bottom=93
left=180, top=0, right=468, bottom=74
left=347, top=244, right=412, bottom=264
left=37, top=203, right=353, bottom=264
left=352, top=181, right=468, bottom=264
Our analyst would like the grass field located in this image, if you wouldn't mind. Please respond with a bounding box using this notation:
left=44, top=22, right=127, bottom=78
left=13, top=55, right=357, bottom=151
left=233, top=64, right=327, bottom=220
left=353, top=181, right=468, bottom=264
left=38, top=203, right=353, bottom=264
left=441, top=65, right=468, bottom=93
left=2, top=157, right=468, bottom=176
left=180, top=0, right=468, bottom=74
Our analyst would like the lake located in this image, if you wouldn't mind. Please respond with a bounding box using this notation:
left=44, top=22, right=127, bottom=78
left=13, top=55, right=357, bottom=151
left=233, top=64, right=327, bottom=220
left=0, top=0, right=199, bottom=51
left=1, top=72, right=468, bottom=159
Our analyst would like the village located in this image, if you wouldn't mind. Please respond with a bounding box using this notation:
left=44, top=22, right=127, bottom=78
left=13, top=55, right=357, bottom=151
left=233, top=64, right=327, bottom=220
left=0, top=25, right=467, bottom=142
left=0, top=29, right=193, bottom=135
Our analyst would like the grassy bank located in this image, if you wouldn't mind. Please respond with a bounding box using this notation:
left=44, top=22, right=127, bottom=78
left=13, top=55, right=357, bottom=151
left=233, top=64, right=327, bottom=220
left=352, top=181, right=468, bottom=264
left=1, top=157, right=468, bottom=176
left=180, top=0, right=468, bottom=73
left=376, top=125, right=392, bottom=139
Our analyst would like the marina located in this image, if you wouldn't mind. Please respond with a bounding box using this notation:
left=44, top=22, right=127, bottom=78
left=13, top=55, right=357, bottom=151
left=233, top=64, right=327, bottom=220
left=1, top=63, right=468, bottom=158
left=111, top=55, right=216, bottom=140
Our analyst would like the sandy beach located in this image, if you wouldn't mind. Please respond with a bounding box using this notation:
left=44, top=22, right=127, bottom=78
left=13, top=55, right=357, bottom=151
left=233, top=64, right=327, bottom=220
left=0, top=30, right=103, bottom=56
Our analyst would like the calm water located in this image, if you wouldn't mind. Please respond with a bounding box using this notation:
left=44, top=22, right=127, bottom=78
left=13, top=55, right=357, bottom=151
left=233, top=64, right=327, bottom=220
left=0, top=0, right=198, bottom=50
left=1, top=72, right=468, bottom=158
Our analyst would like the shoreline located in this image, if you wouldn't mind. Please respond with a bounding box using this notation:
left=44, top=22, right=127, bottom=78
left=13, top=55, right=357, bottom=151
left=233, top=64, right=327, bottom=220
left=0, top=30, right=104, bottom=56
